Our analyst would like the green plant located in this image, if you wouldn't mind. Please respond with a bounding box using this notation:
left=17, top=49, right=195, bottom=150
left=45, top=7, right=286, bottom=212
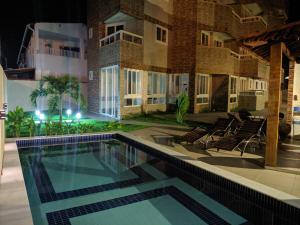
left=44, top=120, right=53, bottom=136
left=78, top=123, right=94, bottom=134
left=176, top=92, right=189, bottom=124
left=30, top=75, right=86, bottom=123
left=25, top=116, right=36, bottom=137
left=106, top=121, right=123, bottom=130
left=6, top=107, right=26, bottom=137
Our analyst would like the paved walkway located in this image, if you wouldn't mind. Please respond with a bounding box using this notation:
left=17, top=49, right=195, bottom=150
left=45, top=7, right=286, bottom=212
left=129, top=126, right=300, bottom=197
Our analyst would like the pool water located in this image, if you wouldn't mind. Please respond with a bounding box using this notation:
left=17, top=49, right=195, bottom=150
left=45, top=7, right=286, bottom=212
left=19, top=139, right=258, bottom=225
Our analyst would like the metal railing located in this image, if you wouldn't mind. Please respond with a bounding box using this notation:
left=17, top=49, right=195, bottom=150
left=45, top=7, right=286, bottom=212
left=100, top=30, right=143, bottom=47
left=240, top=90, right=265, bottom=96
left=37, top=48, right=81, bottom=59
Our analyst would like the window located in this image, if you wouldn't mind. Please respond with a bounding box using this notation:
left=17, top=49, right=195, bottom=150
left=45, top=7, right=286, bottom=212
left=89, top=71, right=94, bottom=81
left=196, top=74, right=209, bottom=104
left=147, top=72, right=167, bottom=104
left=249, top=79, right=253, bottom=90
left=261, top=81, right=264, bottom=90
left=124, top=69, right=142, bottom=106
left=240, top=78, right=247, bottom=92
left=156, top=25, right=168, bottom=44
left=201, top=32, right=209, bottom=46
left=168, top=74, right=189, bottom=103
left=230, top=76, right=237, bottom=103
left=214, top=40, right=223, bottom=47
left=88, top=27, right=93, bottom=39
left=106, top=24, right=124, bottom=36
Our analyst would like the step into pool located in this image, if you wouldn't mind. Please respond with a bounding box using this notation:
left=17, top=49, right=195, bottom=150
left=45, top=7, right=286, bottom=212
left=17, top=134, right=300, bottom=225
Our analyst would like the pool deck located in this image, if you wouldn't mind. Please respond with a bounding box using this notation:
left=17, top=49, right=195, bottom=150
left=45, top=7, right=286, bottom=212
left=1, top=131, right=300, bottom=225
left=0, top=142, right=33, bottom=225
left=129, top=127, right=300, bottom=198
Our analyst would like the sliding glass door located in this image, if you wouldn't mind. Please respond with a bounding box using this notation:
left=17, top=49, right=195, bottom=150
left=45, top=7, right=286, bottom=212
left=100, top=66, right=120, bottom=119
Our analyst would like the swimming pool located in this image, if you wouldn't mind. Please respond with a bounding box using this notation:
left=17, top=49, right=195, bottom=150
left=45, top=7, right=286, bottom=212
left=17, top=134, right=299, bottom=225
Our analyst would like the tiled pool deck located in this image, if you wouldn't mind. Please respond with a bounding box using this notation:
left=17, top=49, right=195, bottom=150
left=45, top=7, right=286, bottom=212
left=1, top=131, right=300, bottom=225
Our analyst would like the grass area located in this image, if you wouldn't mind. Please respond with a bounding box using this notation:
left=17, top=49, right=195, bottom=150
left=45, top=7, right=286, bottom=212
left=5, top=118, right=146, bottom=138
left=123, top=113, right=211, bottom=128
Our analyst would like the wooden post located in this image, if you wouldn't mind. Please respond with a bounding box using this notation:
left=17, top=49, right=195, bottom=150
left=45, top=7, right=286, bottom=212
left=265, top=43, right=283, bottom=167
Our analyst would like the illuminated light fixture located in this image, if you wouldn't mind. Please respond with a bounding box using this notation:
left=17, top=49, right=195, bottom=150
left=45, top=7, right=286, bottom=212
left=35, top=110, right=41, bottom=116
left=39, top=113, right=45, bottom=121
left=75, top=112, right=82, bottom=120
left=66, top=109, right=72, bottom=116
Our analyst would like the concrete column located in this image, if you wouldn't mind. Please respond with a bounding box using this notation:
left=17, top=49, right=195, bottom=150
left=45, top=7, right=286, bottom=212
left=265, top=42, right=283, bottom=167
left=286, top=60, right=295, bottom=125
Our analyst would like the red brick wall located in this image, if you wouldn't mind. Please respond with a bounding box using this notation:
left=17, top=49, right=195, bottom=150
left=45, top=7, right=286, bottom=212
left=170, top=0, right=197, bottom=112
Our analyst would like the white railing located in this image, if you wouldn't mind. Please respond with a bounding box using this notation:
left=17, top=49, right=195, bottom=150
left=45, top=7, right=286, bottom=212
left=100, top=30, right=143, bottom=47
left=231, top=10, right=267, bottom=28
left=37, top=47, right=80, bottom=59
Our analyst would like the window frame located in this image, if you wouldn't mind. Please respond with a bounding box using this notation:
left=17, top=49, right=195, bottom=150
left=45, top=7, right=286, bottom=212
left=106, top=23, right=125, bottom=36
left=155, top=25, right=168, bottom=45
left=240, top=77, right=247, bottom=92
left=201, top=31, right=210, bottom=46
left=230, top=76, right=238, bottom=103
left=147, top=72, right=167, bottom=105
left=196, top=74, right=210, bottom=105
left=124, top=68, right=142, bottom=107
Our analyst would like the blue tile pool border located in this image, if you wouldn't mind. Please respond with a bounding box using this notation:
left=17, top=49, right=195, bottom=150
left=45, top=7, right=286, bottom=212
left=16, top=133, right=300, bottom=225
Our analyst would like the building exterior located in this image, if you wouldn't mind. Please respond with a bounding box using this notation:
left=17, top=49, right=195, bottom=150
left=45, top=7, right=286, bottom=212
left=87, top=0, right=287, bottom=119
left=18, top=23, right=88, bottom=82
left=0, top=65, right=7, bottom=174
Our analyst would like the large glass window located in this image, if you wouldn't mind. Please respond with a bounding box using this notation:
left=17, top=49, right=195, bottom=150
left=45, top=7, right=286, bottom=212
left=147, top=72, right=167, bottom=104
left=196, top=74, right=209, bottom=104
left=168, top=74, right=189, bottom=103
left=124, top=69, right=142, bottom=106
left=100, top=66, right=120, bottom=119
left=230, top=76, right=237, bottom=103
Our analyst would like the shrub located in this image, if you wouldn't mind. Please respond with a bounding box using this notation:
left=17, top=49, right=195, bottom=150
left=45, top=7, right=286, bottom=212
left=25, top=116, right=36, bottom=137
left=176, top=92, right=189, bottom=124
left=6, top=107, right=26, bottom=137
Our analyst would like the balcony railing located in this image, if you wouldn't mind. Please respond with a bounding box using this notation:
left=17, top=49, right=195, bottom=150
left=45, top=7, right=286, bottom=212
left=232, top=11, right=267, bottom=28
left=100, top=30, right=143, bottom=47
left=36, top=48, right=81, bottom=59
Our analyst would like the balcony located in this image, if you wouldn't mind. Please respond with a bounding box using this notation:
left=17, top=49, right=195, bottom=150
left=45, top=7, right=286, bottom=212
left=197, top=1, right=267, bottom=38
left=99, top=30, right=143, bottom=67
left=196, top=46, right=269, bottom=78
left=240, top=56, right=269, bottom=79
left=196, top=46, right=240, bottom=76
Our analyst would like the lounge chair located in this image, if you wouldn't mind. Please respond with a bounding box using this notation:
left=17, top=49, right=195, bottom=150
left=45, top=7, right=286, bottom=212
left=213, top=118, right=266, bottom=156
left=176, top=117, right=234, bottom=147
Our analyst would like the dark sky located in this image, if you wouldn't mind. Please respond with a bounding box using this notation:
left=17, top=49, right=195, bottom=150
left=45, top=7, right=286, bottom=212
left=0, top=0, right=86, bottom=68
left=0, top=0, right=299, bottom=69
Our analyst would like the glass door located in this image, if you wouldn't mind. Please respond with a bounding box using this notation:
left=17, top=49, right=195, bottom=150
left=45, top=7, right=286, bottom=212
left=100, top=66, right=120, bottom=119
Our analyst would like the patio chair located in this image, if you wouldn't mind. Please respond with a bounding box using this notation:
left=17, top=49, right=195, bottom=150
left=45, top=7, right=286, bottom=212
left=213, top=118, right=266, bottom=156
left=176, top=117, right=234, bottom=146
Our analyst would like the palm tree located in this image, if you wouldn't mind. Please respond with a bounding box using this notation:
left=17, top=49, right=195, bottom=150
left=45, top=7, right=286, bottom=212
left=30, top=75, right=86, bottom=123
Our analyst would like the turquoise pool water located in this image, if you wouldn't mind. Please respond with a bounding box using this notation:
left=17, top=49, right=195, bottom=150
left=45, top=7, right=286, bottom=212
left=19, top=139, right=249, bottom=225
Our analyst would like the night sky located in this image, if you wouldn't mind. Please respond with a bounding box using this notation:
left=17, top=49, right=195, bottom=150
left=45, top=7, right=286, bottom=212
left=0, top=0, right=299, bottom=69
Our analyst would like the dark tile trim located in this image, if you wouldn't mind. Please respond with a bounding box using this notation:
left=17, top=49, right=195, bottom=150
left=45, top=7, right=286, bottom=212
left=46, top=186, right=230, bottom=225
left=28, top=144, right=155, bottom=203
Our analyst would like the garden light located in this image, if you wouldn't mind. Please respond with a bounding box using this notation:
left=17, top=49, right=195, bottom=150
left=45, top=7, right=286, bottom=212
left=75, top=112, right=81, bottom=120
left=35, top=110, right=41, bottom=116
left=39, top=113, right=45, bottom=121
left=66, top=109, right=72, bottom=117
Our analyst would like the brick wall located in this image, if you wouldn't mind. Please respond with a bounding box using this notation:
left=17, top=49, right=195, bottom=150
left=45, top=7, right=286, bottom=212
left=286, top=61, right=295, bottom=125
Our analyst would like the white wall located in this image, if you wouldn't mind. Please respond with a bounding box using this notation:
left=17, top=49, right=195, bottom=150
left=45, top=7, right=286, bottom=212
left=293, top=64, right=300, bottom=108
left=7, top=80, right=88, bottom=113
left=28, top=23, right=87, bottom=81
left=143, top=21, right=169, bottom=69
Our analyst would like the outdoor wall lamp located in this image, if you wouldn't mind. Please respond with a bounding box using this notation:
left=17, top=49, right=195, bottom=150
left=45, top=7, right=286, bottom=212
left=0, top=109, right=6, bottom=120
